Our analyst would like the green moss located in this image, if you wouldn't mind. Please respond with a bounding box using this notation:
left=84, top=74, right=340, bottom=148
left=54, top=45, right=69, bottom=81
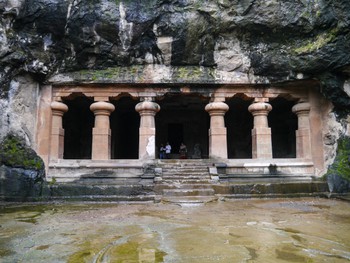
left=0, top=134, right=44, bottom=171
left=294, top=28, right=338, bottom=54
left=327, top=136, right=350, bottom=181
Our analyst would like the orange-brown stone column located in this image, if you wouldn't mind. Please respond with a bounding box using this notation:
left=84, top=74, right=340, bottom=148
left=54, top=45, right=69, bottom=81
left=135, top=100, right=160, bottom=159
left=50, top=101, right=68, bottom=160
left=90, top=101, right=115, bottom=160
left=292, top=102, right=312, bottom=159
left=248, top=101, right=273, bottom=159
left=205, top=101, right=229, bottom=159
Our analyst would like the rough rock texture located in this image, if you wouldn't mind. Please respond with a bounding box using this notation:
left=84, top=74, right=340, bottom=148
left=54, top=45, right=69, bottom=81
left=0, top=1, right=349, bottom=94
left=0, top=0, right=350, bottom=186
left=326, top=136, right=350, bottom=193
left=0, top=74, right=38, bottom=143
left=0, top=134, right=45, bottom=200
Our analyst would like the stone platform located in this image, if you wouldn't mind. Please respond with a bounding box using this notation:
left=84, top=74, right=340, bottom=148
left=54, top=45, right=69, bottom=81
left=35, top=160, right=330, bottom=202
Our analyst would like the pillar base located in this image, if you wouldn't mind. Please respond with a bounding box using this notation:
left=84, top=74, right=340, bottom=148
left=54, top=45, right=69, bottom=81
left=50, top=128, right=65, bottom=160
left=208, top=127, right=228, bottom=159
left=139, top=127, right=156, bottom=159
left=92, top=128, right=112, bottom=160
left=296, top=129, right=311, bottom=159
left=252, top=128, right=273, bottom=159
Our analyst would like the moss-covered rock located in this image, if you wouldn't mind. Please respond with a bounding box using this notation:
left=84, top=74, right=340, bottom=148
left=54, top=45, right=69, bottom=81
left=0, top=134, right=45, bottom=201
left=0, top=134, right=44, bottom=171
left=326, top=136, right=350, bottom=193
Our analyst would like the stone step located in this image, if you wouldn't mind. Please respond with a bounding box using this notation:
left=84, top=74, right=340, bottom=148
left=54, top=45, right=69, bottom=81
left=163, top=188, right=215, bottom=197
left=159, top=179, right=212, bottom=184
left=212, top=181, right=329, bottom=197
left=46, top=183, right=155, bottom=197
left=162, top=170, right=210, bottom=173
left=162, top=169, right=209, bottom=174
left=161, top=196, right=218, bottom=204
left=159, top=165, right=211, bottom=169
left=163, top=172, right=209, bottom=177
left=162, top=175, right=210, bottom=179
left=156, top=183, right=215, bottom=189
left=48, top=195, right=156, bottom=202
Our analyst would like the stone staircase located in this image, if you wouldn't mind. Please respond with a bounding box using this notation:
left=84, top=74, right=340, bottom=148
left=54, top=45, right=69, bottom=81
left=154, top=160, right=218, bottom=203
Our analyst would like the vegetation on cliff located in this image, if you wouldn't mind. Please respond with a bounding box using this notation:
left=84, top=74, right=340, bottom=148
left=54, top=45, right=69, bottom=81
left=327, top=136, right=350, bottom=182
left=0, top=134, right=44, bottom=172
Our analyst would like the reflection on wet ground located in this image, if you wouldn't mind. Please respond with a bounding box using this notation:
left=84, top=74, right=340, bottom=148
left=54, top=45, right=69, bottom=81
left=0, top=198, right=349, bottom=262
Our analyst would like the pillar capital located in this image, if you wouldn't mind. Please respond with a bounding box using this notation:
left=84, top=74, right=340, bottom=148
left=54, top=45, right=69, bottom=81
left=248, top=102, right=272, bottom=117
left=51, top=101, right=68, bottom=116
left=205, top=101, right=229, bottom=116
left=292, top=102, right=310, bottom=115
left=90, top=101, right=115, bottom=116
left=135, top=101, right=160, bottom=115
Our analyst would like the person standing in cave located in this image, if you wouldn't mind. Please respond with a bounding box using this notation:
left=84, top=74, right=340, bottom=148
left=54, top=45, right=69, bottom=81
left=165, top=142, right=171, bottom=159
left=159, top=144, right=166, bottom=159
left=179, top=142, right=187, bottom=159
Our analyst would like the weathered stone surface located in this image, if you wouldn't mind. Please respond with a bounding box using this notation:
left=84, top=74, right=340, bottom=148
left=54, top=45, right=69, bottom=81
left=0, top=0, right=349, bottom=104
left=0, top=134, right=45, bottom=201
left=0, top=75, right=38, bottom=143
left=0, top=166, right=44, bottom=201
left=0, top=167, right=43, bottom=202
left=326, top=136, right=350, bottom=193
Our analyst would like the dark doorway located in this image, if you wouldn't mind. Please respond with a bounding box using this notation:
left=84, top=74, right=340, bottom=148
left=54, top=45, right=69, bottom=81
left=168, top=123, right=184, bottom=154
left=226, top=96, right=254, bottom=159
left=156, top=94, right=210, bottom=159
left=269, top=97, right=297, bottom=158
left=63, top=96, right=94, bottom=159
left=110, top=97, right=139, bottom=159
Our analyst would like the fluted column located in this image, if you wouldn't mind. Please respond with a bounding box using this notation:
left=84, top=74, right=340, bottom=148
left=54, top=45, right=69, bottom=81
left=50, top=101, right=68, bottom=160
left=205, top=101, right=229, bottom=159
left=135, top=100, right=160, bottom=159
left=90, top=101, right=115, bottom=160
left=248, top=101, right=273, bottom=159
left=292, top=102, right=312, bottom=159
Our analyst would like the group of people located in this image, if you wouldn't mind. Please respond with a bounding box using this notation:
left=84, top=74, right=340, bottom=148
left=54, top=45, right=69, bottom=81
left=159, top=142, right=187, bottom=159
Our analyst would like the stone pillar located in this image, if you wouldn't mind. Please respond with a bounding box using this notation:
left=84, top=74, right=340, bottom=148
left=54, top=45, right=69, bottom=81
left=90, top=101, right=115, bottom=160
left=205, top=101, right=229, bottom=159
left=292, top=102, right=312, bottom=159
left=135, top=100, right=160, bottom=159
left=248, top=101, right=273, bottom=159
left=50, top=101, right=68, bottom=160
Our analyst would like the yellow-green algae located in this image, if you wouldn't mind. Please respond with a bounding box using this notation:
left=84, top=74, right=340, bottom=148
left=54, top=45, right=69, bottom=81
left=294, top=28, right=339, bottom=54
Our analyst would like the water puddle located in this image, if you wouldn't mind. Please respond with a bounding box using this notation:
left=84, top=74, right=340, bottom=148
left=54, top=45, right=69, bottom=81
left=0, top=198, right=349, bottom=262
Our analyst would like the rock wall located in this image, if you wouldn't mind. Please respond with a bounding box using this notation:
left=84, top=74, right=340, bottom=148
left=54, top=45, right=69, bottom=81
left=0, top=0, right=350, bottom=185
left=0, top=74, right=39, bottom=145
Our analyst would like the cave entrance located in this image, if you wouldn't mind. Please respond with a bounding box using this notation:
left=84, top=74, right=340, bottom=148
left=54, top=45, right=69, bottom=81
left=167, top=123, right=184, bottom=154
left=269, top=97, right=297, bottom=158
left=225, top=95, right=254, bottom=159
left=156, top=94, right=210, bottom=159
left=110, top=96, right=139, bottom=159
left=62, top=95, right=94, bottom=159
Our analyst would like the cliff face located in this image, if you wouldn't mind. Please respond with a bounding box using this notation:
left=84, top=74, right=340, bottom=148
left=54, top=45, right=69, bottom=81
left=1, top=1, right=349, bottom=93
left=1, top=1, right=350, bottom=146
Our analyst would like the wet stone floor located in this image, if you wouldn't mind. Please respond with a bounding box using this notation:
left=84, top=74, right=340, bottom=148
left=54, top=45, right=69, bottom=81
left=0, top=198, right=349, bottom=263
